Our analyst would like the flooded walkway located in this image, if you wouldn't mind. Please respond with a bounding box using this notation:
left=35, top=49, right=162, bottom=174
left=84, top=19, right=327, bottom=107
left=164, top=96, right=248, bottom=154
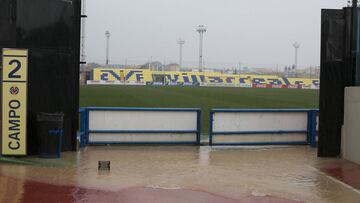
left=0, top=146, right=359, bottom=203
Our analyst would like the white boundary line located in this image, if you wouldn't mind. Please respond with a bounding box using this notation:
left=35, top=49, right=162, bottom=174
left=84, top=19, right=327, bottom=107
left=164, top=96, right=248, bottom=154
left=309, top=166, right=360, bottom=195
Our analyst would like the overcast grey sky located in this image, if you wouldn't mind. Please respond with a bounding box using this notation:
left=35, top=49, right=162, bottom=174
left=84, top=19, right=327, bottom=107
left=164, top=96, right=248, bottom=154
left=86, top=0, right=346, bottom=69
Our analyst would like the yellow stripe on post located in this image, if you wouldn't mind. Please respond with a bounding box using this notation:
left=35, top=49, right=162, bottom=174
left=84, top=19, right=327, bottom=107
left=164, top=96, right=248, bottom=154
left=2, top=49, right=28, bottom=57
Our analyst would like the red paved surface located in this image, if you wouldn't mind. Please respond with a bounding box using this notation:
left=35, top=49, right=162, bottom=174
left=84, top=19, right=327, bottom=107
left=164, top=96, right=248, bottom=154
left=319, top=160, right=360, bottom=191
left=0, top=175, right=301, bottom=203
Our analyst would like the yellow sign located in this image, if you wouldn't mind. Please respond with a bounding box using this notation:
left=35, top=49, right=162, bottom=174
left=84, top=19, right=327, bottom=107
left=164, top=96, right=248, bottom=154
left=2, top=49, right=28, bottom=156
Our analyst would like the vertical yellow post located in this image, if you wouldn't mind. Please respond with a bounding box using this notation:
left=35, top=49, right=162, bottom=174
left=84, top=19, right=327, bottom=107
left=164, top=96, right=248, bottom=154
left=1, top=48, right=28, bottom=156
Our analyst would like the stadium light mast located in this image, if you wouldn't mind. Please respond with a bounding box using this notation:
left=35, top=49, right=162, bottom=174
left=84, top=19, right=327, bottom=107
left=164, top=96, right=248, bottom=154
left=105, top=30, right=111, bottom=65
left=197, top=25, right=207, bottom=72
left=178, top=38, right=185, bottom=71
left=293, top=42, right=300, bottom=69
left=80, top=0, right=87, bottom=68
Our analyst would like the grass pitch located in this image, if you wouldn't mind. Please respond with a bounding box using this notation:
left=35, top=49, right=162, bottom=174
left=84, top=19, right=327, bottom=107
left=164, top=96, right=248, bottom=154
left=80, top=85, right=319, bottom=133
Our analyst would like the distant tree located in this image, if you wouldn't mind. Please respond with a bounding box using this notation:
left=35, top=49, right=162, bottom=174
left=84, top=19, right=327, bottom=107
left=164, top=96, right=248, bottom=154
left=140, top=61, right=162, bottom=70
left=83, top=62, right=101, bottom=71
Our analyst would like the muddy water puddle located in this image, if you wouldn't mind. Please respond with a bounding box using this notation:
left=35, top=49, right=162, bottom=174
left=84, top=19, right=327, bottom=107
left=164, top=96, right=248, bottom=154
left=0, top=146, right=359, bottom=202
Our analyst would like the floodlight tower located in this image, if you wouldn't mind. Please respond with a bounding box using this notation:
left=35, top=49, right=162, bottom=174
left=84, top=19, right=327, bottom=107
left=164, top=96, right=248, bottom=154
left=105, top=30, right=111, bottom=65
left=293, top=42, right=300, bottom=69
left=197, top=25, right=207, bottom=72
left=178, top=38, right=185, bottom=71
left=80, top=0, right=87, bottom=68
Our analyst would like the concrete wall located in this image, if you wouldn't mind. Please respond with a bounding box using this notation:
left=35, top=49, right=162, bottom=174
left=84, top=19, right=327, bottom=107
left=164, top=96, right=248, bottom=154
left=343, top=87, right=360, bottom=164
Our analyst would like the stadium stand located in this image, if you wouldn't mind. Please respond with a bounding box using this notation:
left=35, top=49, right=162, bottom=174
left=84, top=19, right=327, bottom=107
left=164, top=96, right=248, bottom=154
left=87, top=68, right=320, bottom=89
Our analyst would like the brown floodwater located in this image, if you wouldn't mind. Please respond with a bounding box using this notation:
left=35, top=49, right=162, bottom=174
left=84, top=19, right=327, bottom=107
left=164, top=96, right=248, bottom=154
left=0, top=146, right=359, bottom=203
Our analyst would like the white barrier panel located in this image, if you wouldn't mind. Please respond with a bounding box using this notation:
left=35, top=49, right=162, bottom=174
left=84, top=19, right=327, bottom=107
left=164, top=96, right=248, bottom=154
left=89, top=133, right=196, bottom=143
left=89, top=111, right=197, bottom=131
left=343, top=87, right=360, bottom=164
left=213, top=112, right=308, bottom=132
left=86, top=108, right=201, bottom=145
left=212, top=133, right=307, bottom=144
left=210, top=109, right=311, bottom=146
left=86, top=80, right=146, bottom=85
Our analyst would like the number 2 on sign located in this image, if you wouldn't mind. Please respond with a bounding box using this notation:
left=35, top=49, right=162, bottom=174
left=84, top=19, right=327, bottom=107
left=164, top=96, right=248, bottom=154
left=8, top=59, right=21, bottom=79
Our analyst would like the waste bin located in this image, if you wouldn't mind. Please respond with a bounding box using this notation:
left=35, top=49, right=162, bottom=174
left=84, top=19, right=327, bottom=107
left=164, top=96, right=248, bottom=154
left=36, top=112, right=64, bottom=158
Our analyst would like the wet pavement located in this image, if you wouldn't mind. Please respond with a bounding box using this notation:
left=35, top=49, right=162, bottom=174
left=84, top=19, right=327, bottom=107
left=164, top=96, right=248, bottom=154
left=318, top=159, right=360, bottom=191
left=0, top=146, right=359, bottom=203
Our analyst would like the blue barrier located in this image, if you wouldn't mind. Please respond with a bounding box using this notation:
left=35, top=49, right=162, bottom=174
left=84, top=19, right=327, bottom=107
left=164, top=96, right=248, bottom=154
left=209, top=109, right=319, bottom=147
left=308, top=110, right=319, bottom=147
left=79, top=108, right=88, bottom=148
left=79, top=107, right=201, bottom=146
left=79, top=108, right=318, bottom=147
